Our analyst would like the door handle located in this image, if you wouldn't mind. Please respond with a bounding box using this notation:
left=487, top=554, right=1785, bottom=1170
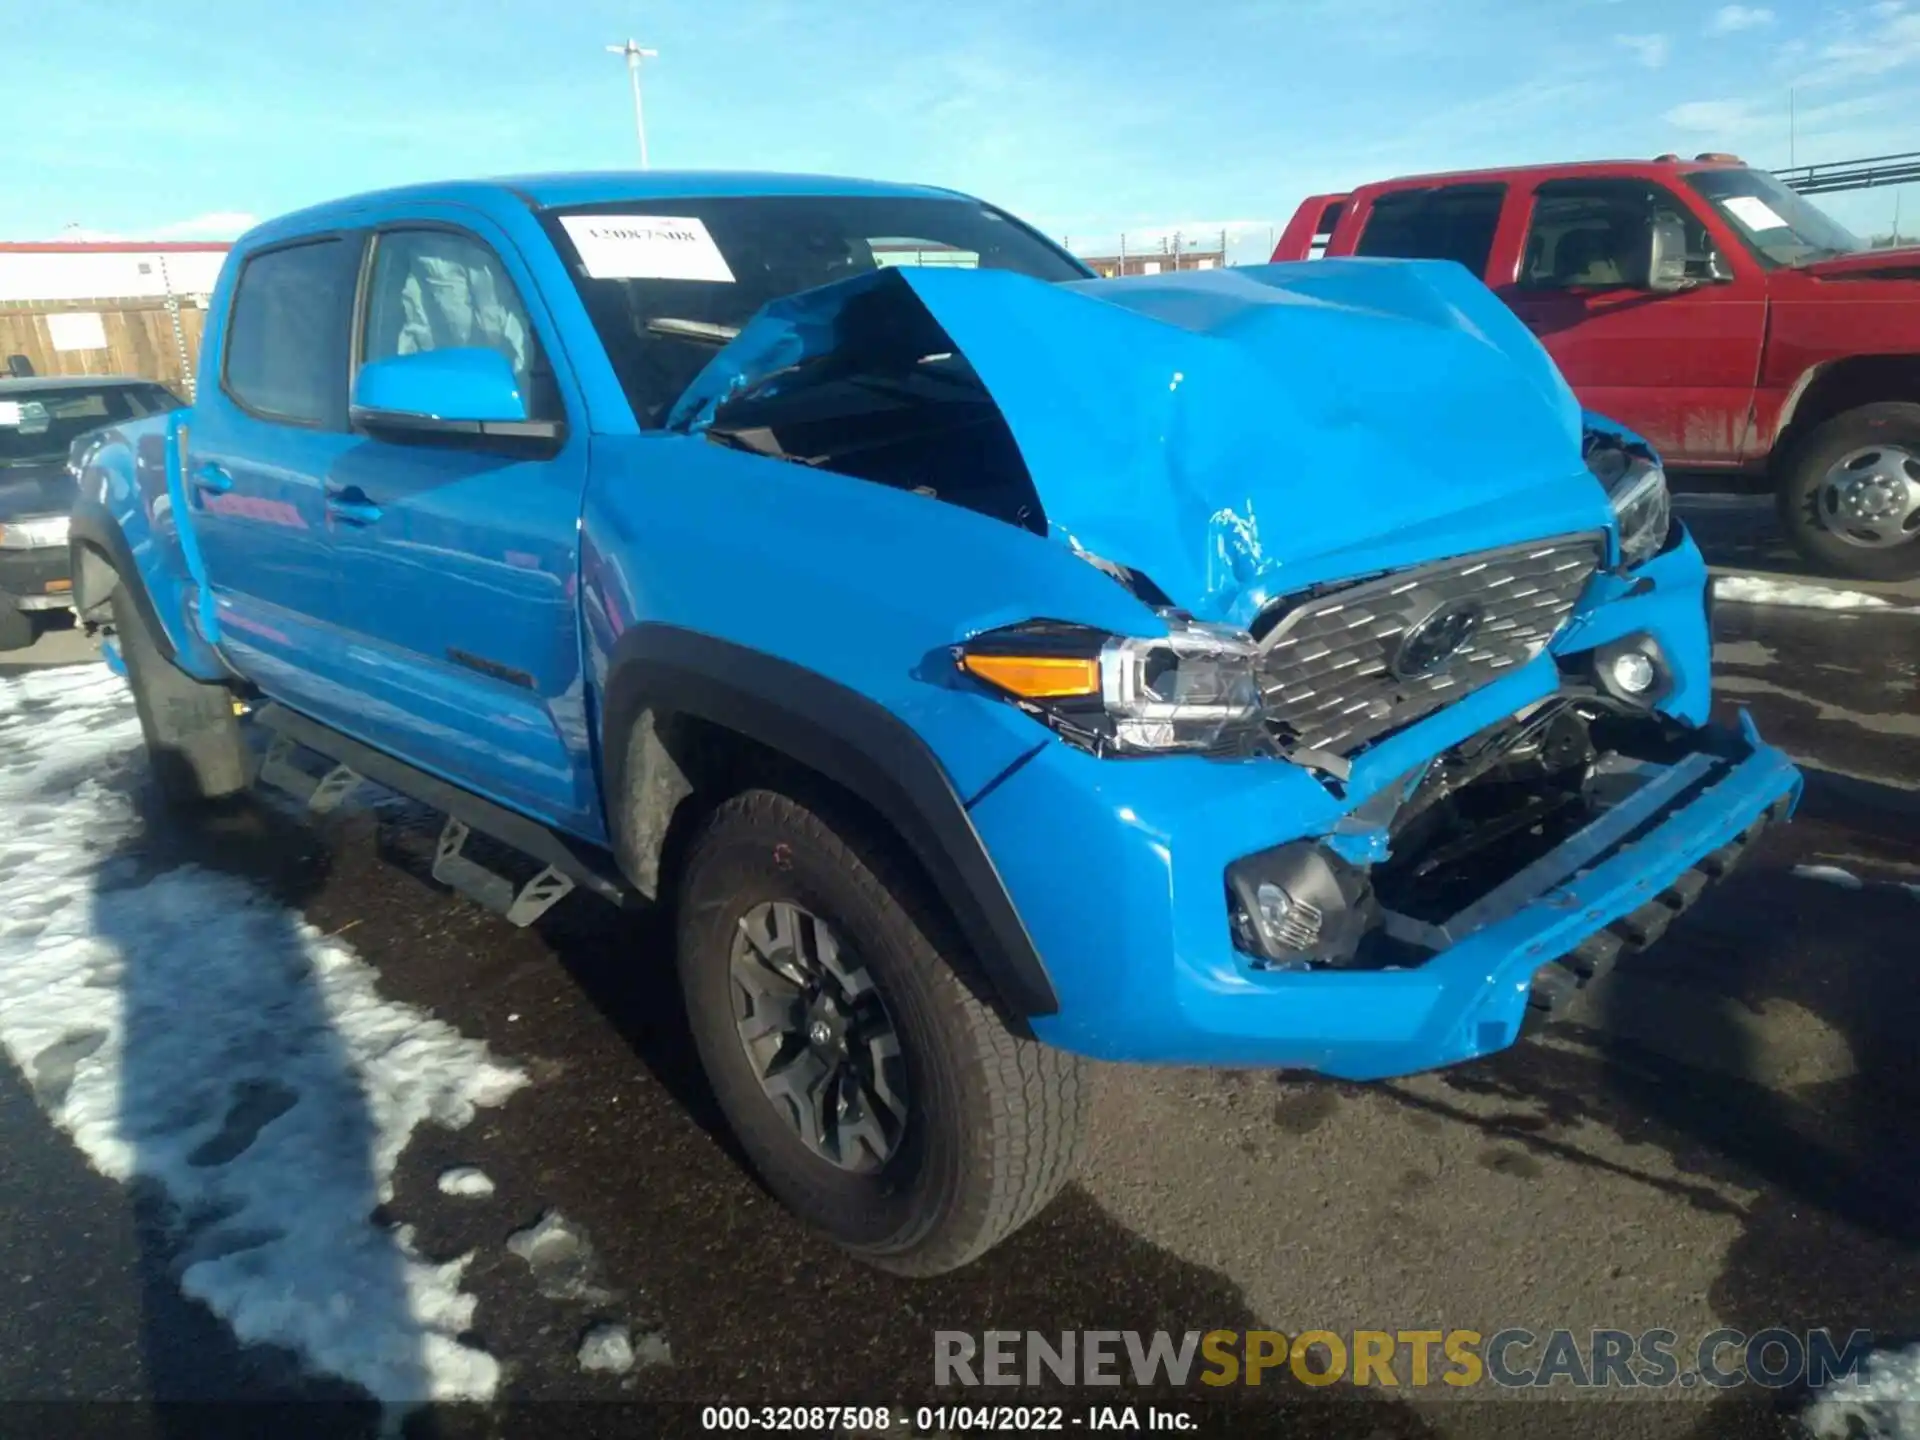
left=194, top=462, right=234, bottom=495
left=325, top=487, right=383, bottom=526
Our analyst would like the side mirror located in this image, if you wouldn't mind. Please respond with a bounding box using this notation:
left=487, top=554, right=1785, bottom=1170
left=350, top=347, right=562, bottom=444
left=1644, top=214, right=1692, bottom=293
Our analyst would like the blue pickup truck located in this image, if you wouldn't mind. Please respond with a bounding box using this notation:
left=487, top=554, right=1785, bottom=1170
left=69, top=172, right=1801, bottom=1274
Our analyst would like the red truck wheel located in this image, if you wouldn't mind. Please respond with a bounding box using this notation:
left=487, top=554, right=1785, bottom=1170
left=1778, top=402, right=1920, bottom=582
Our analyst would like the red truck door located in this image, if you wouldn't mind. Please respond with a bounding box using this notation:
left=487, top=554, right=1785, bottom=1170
left=1492, top=176, right=1766, bottom=466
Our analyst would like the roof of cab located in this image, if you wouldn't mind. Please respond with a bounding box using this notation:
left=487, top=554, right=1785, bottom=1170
left=241, top=171, right=971, bottom=246
left=1360, top=155, right=1747, bottom=193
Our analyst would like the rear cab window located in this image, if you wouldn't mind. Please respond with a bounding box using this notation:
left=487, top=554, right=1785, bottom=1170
left=221, top=238, right=361, bottom=427
left=1353, top=184, right=1507, bottom=279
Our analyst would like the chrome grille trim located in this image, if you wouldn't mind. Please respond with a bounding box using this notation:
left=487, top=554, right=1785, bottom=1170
left=1254, top=533, right=1606, bottom=757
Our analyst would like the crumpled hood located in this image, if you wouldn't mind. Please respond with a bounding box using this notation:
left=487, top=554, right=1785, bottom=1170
left=671, top=260, right=1613, bottom=625
left=0, top=460, right=75, bottom=522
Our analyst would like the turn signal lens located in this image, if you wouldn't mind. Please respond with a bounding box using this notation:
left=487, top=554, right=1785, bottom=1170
left=960, top=653, right=1100, bottom=699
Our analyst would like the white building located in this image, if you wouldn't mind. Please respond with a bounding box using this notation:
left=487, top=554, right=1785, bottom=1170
left=0, top=242, right=230, bottom=303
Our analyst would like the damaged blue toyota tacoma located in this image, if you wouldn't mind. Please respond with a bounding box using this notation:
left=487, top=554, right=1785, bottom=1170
left=67, top=173, right=1801, bottom=1274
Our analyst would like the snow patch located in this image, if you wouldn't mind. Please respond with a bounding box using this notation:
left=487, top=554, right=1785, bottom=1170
left=1804, top=1343, right=1920, bottom=1438
left=437, top=1166, right=496, bottom=1199
left=0, top=665, right=527, bottom=1405
left=507, top=1209, right=615, bottom=1303
left=578, top=1322, right=635, bottom=1374
left=575, top=1322, right=671, bottom=1375
left=1713, top=575, right=1898, bottom=611
left=1792, top=864, right=1866, bottom=891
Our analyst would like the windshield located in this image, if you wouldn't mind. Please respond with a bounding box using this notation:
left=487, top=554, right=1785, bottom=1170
left=1685, top=168, right=1865, bottom=268
left=540, top=194, right=1089, bottom=427
left=0, top=383, right=180, bottom=466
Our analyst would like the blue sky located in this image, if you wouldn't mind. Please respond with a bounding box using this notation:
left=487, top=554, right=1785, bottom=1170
left=8, top=0, right=1917, bottom=255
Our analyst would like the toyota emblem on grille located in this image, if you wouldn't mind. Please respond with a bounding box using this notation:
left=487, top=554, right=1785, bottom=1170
left=1391, top=599, right=1484, bottom=680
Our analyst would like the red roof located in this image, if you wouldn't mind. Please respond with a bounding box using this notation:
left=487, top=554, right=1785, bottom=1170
left=0, top=241, right=232, bottom=253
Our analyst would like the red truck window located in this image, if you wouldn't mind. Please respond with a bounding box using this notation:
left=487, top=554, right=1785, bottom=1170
left=1353, top=185, right=1506, bottom=278
left=1519, top=179, right=1723, bottom=291
left=1307, top=201, right=1345, bottom=257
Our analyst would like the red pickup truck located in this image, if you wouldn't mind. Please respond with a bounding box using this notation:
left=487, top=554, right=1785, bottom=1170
left=1274, top=155, right=1920, bottom=580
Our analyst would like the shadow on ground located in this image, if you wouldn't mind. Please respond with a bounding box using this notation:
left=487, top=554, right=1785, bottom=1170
left=1366, top=817, right=1920, bottom=1437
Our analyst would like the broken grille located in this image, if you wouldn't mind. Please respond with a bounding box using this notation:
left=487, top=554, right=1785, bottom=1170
left=1254, top=533, right=1606, bottom=758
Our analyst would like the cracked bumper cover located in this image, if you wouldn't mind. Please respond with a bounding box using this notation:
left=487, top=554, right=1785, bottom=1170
left=974, top=708, right=1801, bottom=1080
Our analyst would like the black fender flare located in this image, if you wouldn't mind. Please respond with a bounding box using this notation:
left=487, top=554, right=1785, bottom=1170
left=601, top=624, right=1059, bottom=1019
left=68, top=511, right=178, bottom=665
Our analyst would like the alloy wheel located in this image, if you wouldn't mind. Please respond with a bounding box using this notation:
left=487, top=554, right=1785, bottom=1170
left=728, top=900, right=908, bottom=1172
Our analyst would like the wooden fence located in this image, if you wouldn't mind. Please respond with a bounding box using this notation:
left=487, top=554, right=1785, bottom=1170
left=0, top=298, right=207, bottom=393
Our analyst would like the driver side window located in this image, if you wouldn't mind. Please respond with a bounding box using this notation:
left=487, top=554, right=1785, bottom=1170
left=363, top=228, right=537, bottom=387
left=1521, top=181, right=1722, bottom=291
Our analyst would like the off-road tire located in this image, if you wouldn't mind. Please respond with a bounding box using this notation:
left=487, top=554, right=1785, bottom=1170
left=675, top=787, right=1084, bottom=1276
left=110, top=587, right=249, bottom=805
left=0, top=606, right=33, bottom=653
left=1777, top=402, right=1920, bottom=582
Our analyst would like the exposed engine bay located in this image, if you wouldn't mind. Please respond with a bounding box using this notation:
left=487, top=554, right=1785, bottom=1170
left=1227, top=697, right=1761, bottom=975
left=676, top=275, right=1048, bottom=535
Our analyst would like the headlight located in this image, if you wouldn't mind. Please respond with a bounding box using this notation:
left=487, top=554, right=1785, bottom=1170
left=957, top=613, right=1267, bottom=756
left=1586, top=437, right=1671, bottom=569
left=1608, top=459, right=1671, bottom=568
left=0, top=515, right=69, bottom=550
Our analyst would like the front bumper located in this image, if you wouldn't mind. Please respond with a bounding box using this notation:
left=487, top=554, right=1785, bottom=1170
left=957, top=522, right=1806, bottom=1080
left=0, top=544, right=74, bottom=611
left=981, top=707, right=1797, bottom=1079
left=990, top=718, right=1797, bottom=1075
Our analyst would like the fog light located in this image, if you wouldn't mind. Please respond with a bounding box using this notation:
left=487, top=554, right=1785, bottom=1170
left=1590, top=632, right=1673, bottom=708
left=1608, top=650, right=1657, bottom=695
left=1254, top=883, right=1323, bottom=953
left=1225, top=841, right=1377, bottom=967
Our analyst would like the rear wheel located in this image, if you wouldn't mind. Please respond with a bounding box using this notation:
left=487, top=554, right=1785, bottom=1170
left=1778, top=403, right=1920, bottom=581
left=110, top=587, right=249, bottom=805
left=675, top=787, right=1083, bottom=1276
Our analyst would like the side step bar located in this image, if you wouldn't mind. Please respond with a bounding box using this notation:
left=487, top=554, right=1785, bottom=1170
left=252, top=702, right=636, bottom=927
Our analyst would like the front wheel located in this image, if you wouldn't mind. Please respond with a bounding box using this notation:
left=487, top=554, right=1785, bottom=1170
left=675, top=787, right=1084, bottom=1276
left=1777, top=402, right=1920, bottom=582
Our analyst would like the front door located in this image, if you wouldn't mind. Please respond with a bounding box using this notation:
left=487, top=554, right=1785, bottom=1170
left=1498, top=178, right=1767, bottom=466
left=322, top=214, right=599, bottom=837
left=186, top=234, right=364, bottom=719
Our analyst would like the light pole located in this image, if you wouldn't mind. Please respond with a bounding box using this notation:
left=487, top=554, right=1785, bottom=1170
left=607, top=38, right=659, bottom=168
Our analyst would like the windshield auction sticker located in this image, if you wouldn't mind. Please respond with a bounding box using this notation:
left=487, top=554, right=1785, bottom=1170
left=560, top=214, right=736, bottom=283
left=1721, top=195, right=1788, bottom=233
